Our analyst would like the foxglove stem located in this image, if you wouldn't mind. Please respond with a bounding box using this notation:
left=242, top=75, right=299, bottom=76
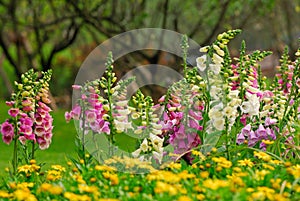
left=12, top=136, right=18, bottom=175
left=225, top=117, right=230, bottom=160
left=81, top=103, right=86, bottom=165
left=31, top=141, right=35, bottom=160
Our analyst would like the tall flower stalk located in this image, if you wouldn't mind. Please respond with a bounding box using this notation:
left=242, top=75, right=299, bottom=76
left=0, top=69, right=53, bottom=174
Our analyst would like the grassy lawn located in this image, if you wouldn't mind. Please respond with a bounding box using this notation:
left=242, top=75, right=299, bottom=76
left=0, top=100, right=77, bottom=175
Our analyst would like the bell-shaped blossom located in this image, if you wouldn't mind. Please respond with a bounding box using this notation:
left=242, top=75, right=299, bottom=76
left=0, top=121, right=14, bottom=144
left=256, top=124, right=268, bottom=140
left=1, top=121, right=14, bottom=137
left=140, top=138, right=150, bottom=152
left=241, top=124, right=251, bottom=136
left=8, top=108, right=19, bottom=118
left=149, top=134, right=164, bottom=152
left=265, top=117, right=277, bottom=126
left=248, top=131, right=258, bottom=147
left=196, top=55, right=207, bottom=72
left=236, top=133, right=245, bottom=145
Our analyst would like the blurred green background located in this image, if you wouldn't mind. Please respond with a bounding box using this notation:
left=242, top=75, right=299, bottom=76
left=0, top=0, right=299, bottom=172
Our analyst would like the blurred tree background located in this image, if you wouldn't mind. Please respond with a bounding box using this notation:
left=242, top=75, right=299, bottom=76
left=0, top=0, right=299, bottom=108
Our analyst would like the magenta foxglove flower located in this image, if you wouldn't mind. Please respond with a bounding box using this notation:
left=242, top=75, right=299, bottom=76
left=8, top=108, right=19, bottom=118
left=90, top=119, right=110, bottom=135
left=24, top=134, right=36, bottom=141
left=38, top=101, right=52, bottom=112
left=19, top=125, right=33, bottom=136
left=1, top=121, right=14, bottom=137
left=5, top=101, right=15, bottom=107
left=188, top=110, right=203, bottom=121
left=189, top=119, right=203, bottom=131
left=187, top=133, right=201, bottom=148
left=1, top=121, right=14, bottom=144
left=72, top=85, right=82, bottom=90
left=65, top=112, right=72, bottom=123
left=240, top=114, right=247, bottom=126
left=23, top=106, right=33, bottom=112
left=20, top=116, right=34, bottom=127
left=19, top=136, right=27, bottom=145
left=70, top=105, right=81, bottom=120
left=2, top=134, right=13, bottom=145
left=85, top=109, right=97, bottom=123
left=37, top=137, right=50, bottom=150
left=34, top=126, right=45, bottom=137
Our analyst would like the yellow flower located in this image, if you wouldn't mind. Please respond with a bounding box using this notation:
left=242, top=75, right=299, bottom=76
left=238, top=159, right=254, bottom=168
left=227, top=174, right=245, bottom=187
left=17, top=164, right=40, bottom=175
left=233, top=167, right=242, bottom=172
left=202, top=179, right=229, bottom=190
left=261, top=139, right=274, bottom=145
left=38, top=183, right=52, bottom=192
left=254, top=151, right=271, bottom=162
left=254, top=170, right=270, bottom=181
left=250, top=186, right=287, bottom=201
left=14, top=188, right=37, bottom=201
left=102, top=172, right=119, bottom=185
left=270, top=178, right=281, bottom=190
left=167, top=162, right=181, bottom=170
left=216, top=166, right=223, bottom=172
left=154, top=181, right=180, bottom=195
left=73, top=174, right=86, bottom=184
left=90, top=177, right=97, bottom=183
left=294, top=184, right=300, bottom=193
left=287, top=164, right=300, bottom=179
left=270, top=159, right=283, bottom=165
left=262, top=163, right=275, bottom=170
left=51, top=165, right=66, bottom=172
left=48, top=186, right=63, bottom=195
left=191, top=150, right=201, bottom=156
left=246, top=188, right=254, bottom=193
left=95, top=165, right=116, bottom=172
left=196, top=194, right=205, bottom=201
left=212, top=157, right=232, bottom=168
left=0, top=190, right=11, bottom=198
left=178, top=170, right=195, bottom=180
left=177, top=195, right=192, bottom=201
left=78, top=184, right=99, bottom=195
left=46, top=170, right=62, bottom=181
left=64, top=192, right=91, bottom=201
left=200, top=171, right=209, bottom=179
left=29, top=160, right=36, bottom=164
left=16, top=182, right=34, bottom=190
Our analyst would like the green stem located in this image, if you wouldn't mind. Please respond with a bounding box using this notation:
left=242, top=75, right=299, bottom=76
left=225, top=117, right=230, bottom=160
left=12, top=137, right=18, bottom=175
left=81, top=103, right=86, bottom=165
left=31, top=140, right=35, bottom=160
left=106, top=72, right=115, bottom=158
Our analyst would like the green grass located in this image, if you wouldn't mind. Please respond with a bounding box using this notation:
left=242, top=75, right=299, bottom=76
left=0, top=100, right=77, bottom=175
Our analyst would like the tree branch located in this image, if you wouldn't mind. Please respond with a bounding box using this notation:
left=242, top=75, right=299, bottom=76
left=201, top=0, right=231, bottom=45
left=46, top=21, right=81, bottom=70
